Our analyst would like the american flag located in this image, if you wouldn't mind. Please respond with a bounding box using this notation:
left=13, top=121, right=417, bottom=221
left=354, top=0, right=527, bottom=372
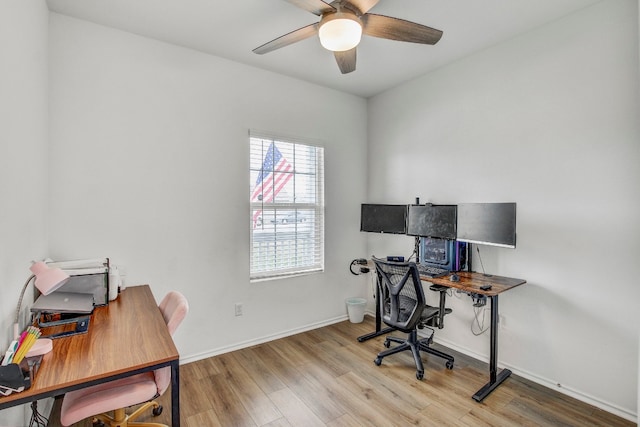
left=251, top=142, right=293, bottom=226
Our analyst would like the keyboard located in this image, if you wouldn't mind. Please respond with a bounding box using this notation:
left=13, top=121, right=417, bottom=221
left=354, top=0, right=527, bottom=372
left=416, top=264, right=449, bottom=278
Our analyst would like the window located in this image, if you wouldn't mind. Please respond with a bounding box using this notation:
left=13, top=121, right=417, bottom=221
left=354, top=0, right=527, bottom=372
left=249, top=132, right=325, bottom=280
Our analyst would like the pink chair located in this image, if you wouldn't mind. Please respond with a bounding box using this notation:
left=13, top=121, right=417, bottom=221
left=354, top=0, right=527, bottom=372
left=60, top=291, right=189, bottom=427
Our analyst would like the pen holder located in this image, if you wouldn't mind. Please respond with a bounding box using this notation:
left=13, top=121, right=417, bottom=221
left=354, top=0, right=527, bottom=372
left=0, top=357, right=34, bottom=396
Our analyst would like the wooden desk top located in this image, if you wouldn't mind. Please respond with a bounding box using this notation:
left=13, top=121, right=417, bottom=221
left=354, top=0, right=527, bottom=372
left=0, top=285, right=179, bottom=407
left=424, top=271, right=526, bottom=296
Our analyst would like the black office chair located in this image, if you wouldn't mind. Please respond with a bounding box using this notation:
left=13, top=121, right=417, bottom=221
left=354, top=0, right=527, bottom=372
left=371, top=257, right=454, bottom=380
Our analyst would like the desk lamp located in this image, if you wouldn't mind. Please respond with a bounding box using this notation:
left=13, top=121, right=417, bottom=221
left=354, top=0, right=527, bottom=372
left=13, top=261, right=69, bottom=340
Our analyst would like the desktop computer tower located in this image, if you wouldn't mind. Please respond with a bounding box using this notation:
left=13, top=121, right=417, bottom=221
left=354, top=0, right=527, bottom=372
left=420, top=237, right=468, bottom=272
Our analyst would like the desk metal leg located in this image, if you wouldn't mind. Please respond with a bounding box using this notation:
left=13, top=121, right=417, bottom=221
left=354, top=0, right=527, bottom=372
left=357, top=326, right=395, bottom=342
left=472, top=295, right=512, bottom=402
left=357, top=304, right=394, bottom=342
left=357, top=286, right=395, bottom=342
left=171, top=360, right=181, bottom=427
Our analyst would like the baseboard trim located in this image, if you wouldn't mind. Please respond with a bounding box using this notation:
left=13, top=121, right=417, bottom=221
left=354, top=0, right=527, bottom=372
left=180, top=315, right=349, bottom=365
left=431, top=335, right=637, bottom=423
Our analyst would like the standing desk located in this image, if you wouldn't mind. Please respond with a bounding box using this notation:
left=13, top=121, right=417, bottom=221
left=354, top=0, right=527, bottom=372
left=358, top=269, right=525, bottom=402
left=0, top=285, right=181, bottom=427
left=428, top=271, right=526, bottom=401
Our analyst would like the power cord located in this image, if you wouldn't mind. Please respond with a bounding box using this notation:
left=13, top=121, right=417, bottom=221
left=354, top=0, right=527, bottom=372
left=29, top=401, right=48, bottom=427
left=476, top=245, right=493, bottom=277
left=471, top=302, right=489, bottom=336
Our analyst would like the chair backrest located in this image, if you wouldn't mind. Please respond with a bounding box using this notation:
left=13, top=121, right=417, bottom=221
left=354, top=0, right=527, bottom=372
left=158, top=291, right=189, bottom=336
left=155, top=291, right=189, bottom=395
left=372, top=257, right=426, bottom=333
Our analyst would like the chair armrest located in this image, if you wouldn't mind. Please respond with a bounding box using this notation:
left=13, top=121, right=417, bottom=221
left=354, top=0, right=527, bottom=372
left=428, top=284, right=451, bottom=329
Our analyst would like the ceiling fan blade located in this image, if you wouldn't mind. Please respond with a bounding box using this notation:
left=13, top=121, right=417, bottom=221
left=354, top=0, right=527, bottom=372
left=334, top=48, right=357, bottom=74
left=362, top=13, right=443, bottom=45
left=253, top=23, right=319, bottom=55
left=341, top=0, right=379, bottom=16
left=284, top=0, right=335, bottom=16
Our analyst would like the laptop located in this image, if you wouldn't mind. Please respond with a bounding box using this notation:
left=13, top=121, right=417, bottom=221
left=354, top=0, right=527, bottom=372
left=30, top=292, right=95, bottom=314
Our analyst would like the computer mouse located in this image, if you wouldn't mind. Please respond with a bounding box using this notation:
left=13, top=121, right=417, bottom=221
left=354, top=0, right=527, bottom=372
left=449, top=274, right=459, bottom=282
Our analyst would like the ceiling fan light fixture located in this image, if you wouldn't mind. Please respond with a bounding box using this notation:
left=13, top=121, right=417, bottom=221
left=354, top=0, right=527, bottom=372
left=318, top=13, right=362, bottom=52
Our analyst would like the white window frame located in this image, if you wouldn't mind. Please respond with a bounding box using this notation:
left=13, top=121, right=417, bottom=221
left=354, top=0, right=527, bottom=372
left=249, top=131, right=325, bottom=281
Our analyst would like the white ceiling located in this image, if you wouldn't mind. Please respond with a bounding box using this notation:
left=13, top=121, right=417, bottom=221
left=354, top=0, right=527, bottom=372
left=46, top=0, right=601, bottom=98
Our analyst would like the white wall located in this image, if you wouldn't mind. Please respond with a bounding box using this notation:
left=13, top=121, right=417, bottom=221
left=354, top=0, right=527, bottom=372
left=368, top=0, right=639, bottom=421
left=47, top=14, right=370, bottom=360
left=0, top=1, right=50, bottom=425
left=2, top=1, right=636, bottom=424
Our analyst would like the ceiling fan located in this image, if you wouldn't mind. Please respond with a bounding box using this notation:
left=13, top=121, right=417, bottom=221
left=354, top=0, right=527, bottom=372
left=253, top=0, right=443, bottom=74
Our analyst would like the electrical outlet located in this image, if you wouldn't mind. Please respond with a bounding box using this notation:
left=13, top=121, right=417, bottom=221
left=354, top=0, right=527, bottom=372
left=234, top=303, right=243, bottom=316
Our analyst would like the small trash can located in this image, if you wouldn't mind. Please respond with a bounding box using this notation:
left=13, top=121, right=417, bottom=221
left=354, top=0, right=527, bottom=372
left=345, top=297, right=367, bottom=323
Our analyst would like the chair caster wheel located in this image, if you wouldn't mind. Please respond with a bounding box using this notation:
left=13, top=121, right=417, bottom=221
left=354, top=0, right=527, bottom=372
left=152, top=405, right=163, bottom=416
left=416, top=371, right=424, bottom=380
left=384, top=339, right=391, bottom=348
left=446, top=361, right=454, bottom=370
left=374, top=357, right=382, bottom=366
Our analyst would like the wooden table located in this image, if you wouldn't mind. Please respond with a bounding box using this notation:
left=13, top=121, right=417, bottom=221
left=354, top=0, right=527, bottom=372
left=0, top=285, right=181, bottom=426
left=428, top=271, right=526, bottom=401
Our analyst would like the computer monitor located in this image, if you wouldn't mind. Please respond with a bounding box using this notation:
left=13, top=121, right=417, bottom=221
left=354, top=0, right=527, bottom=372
left=360, top=204, right=407, bottom=234
left=456, top=203, right=517, bottom=248
left=406, top=204, right=457, bottom=240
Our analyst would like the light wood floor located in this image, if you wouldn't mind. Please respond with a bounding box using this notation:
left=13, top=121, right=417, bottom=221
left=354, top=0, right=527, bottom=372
left=50, top=316, right=633, bottom=426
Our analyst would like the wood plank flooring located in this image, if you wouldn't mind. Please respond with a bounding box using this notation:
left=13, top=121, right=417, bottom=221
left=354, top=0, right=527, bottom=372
left=50, top=316, right=633, bottom=426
